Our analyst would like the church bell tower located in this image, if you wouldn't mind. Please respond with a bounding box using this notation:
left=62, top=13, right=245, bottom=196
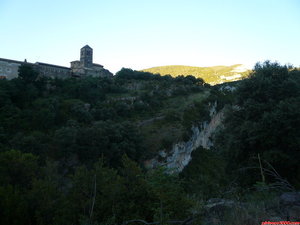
left=80, top=45, right=93, bottom=68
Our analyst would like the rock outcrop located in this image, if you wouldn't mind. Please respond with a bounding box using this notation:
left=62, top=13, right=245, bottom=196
left=145, top=102, right=223, bottom=172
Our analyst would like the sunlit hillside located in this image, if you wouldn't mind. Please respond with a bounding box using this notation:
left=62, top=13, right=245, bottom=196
left=142, top=64, right=251, bottom=85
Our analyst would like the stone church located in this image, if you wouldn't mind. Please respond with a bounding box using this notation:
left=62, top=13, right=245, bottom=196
left=0, top=45, right=113, bottom=80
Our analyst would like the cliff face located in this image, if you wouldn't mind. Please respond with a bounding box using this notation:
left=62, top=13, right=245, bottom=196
left=145, top=103, right=224, bottom=172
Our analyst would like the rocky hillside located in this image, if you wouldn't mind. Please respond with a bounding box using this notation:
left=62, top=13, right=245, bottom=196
left=0, top=62, right=299, bottom=225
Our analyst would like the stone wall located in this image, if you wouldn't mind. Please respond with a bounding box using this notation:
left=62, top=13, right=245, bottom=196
left=35, top=62, right=70, bottom=79
left=0, top=58, right=22, bottom=79
left=85, top=64, right=112, bottom=77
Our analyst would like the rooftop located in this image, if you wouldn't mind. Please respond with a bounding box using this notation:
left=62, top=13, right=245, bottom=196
left=81, top=45, right=92, bottom=49
left=35, top=62, right=70, bottom=70
left=0, top=57, right=26, bottom=65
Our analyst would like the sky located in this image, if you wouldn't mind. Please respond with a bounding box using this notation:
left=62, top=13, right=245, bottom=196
left=0, top=0, right=300, bottom=74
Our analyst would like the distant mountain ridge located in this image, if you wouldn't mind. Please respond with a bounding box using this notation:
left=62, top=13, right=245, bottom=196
left=142, top=64, right=251, bottom=84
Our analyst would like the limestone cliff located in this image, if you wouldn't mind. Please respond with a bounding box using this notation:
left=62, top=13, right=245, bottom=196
left=145, top=103, right=224, bottom=172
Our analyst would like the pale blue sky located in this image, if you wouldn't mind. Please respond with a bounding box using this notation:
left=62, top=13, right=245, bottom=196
left=1, top=0, right=300, bottom=73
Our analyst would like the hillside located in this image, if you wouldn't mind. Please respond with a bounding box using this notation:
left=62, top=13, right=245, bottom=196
left=0, top=63, right=300, bottom=224
left=142, top=64, right=251, bottom=84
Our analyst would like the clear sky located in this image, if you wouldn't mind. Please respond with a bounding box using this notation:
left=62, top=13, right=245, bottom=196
left=1, top=0, right=300, bottom=73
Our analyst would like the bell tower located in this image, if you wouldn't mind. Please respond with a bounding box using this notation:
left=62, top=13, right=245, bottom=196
left=80, top=45, right=93, bottom=68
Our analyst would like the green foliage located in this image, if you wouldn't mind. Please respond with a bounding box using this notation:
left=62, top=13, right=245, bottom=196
left=0, top=67, right=212, bottom=224
left=118, top=155, right=154, bottom=221
left=0, top=150, right=39, bottom=225
left=147, top=168, right=193, bottom=222
left=0, top=150, right=39, bottom=188
left=0, top=66, right=210, bottom=162
left=116, top=68, right=164, bottom=81
left=180, top=147, right=227, bottom=198
left=18, top=64, right=39, bottom=83
left=216, top=61, right=300, bottom=188
left=1, top=61, right=299, bottom=224
left=0, top=185, right=31, bottom=225
left=30, top=161, right=66, bottom=225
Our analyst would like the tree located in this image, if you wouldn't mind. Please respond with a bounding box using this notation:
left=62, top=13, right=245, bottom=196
left=147, top=168, right=193, bottom=222
left=0, top=150, right=39, bottom=188
left=118, top=155, right=154, bottom=221
left=68, top=160, right=124, bottom=225
left=216, top=61, right=300, bottom=187
left=0, top=150, right=39, bottom=225
left=18, top=64, right=38, bottom=83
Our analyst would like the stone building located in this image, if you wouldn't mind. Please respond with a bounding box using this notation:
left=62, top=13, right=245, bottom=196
left=0, top=45, right=113, bottom=80
left=0, top=58, right=23, bottom=80
left=35, top=62, right=70, bottom=79
left=70, top=45, right=111, bottom=77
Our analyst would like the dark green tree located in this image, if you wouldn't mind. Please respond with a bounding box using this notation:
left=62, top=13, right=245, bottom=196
left=18, top=64, right=38, bottom=83
left=0, top=150, right=39, bottom=225
left=216, top=61, right=300, bottom=187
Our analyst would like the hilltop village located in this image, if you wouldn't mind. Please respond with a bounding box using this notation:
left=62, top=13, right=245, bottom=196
left=0, top=45, right=113, bottom=79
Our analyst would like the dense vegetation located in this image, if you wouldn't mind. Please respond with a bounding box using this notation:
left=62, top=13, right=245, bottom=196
left=0, top=62, right=299, bottom=224
left=142, top=64, right=250, bottom=84
left=215, top=61, right=300, bottom=188
left=0, top=65, right=209, bottom=225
